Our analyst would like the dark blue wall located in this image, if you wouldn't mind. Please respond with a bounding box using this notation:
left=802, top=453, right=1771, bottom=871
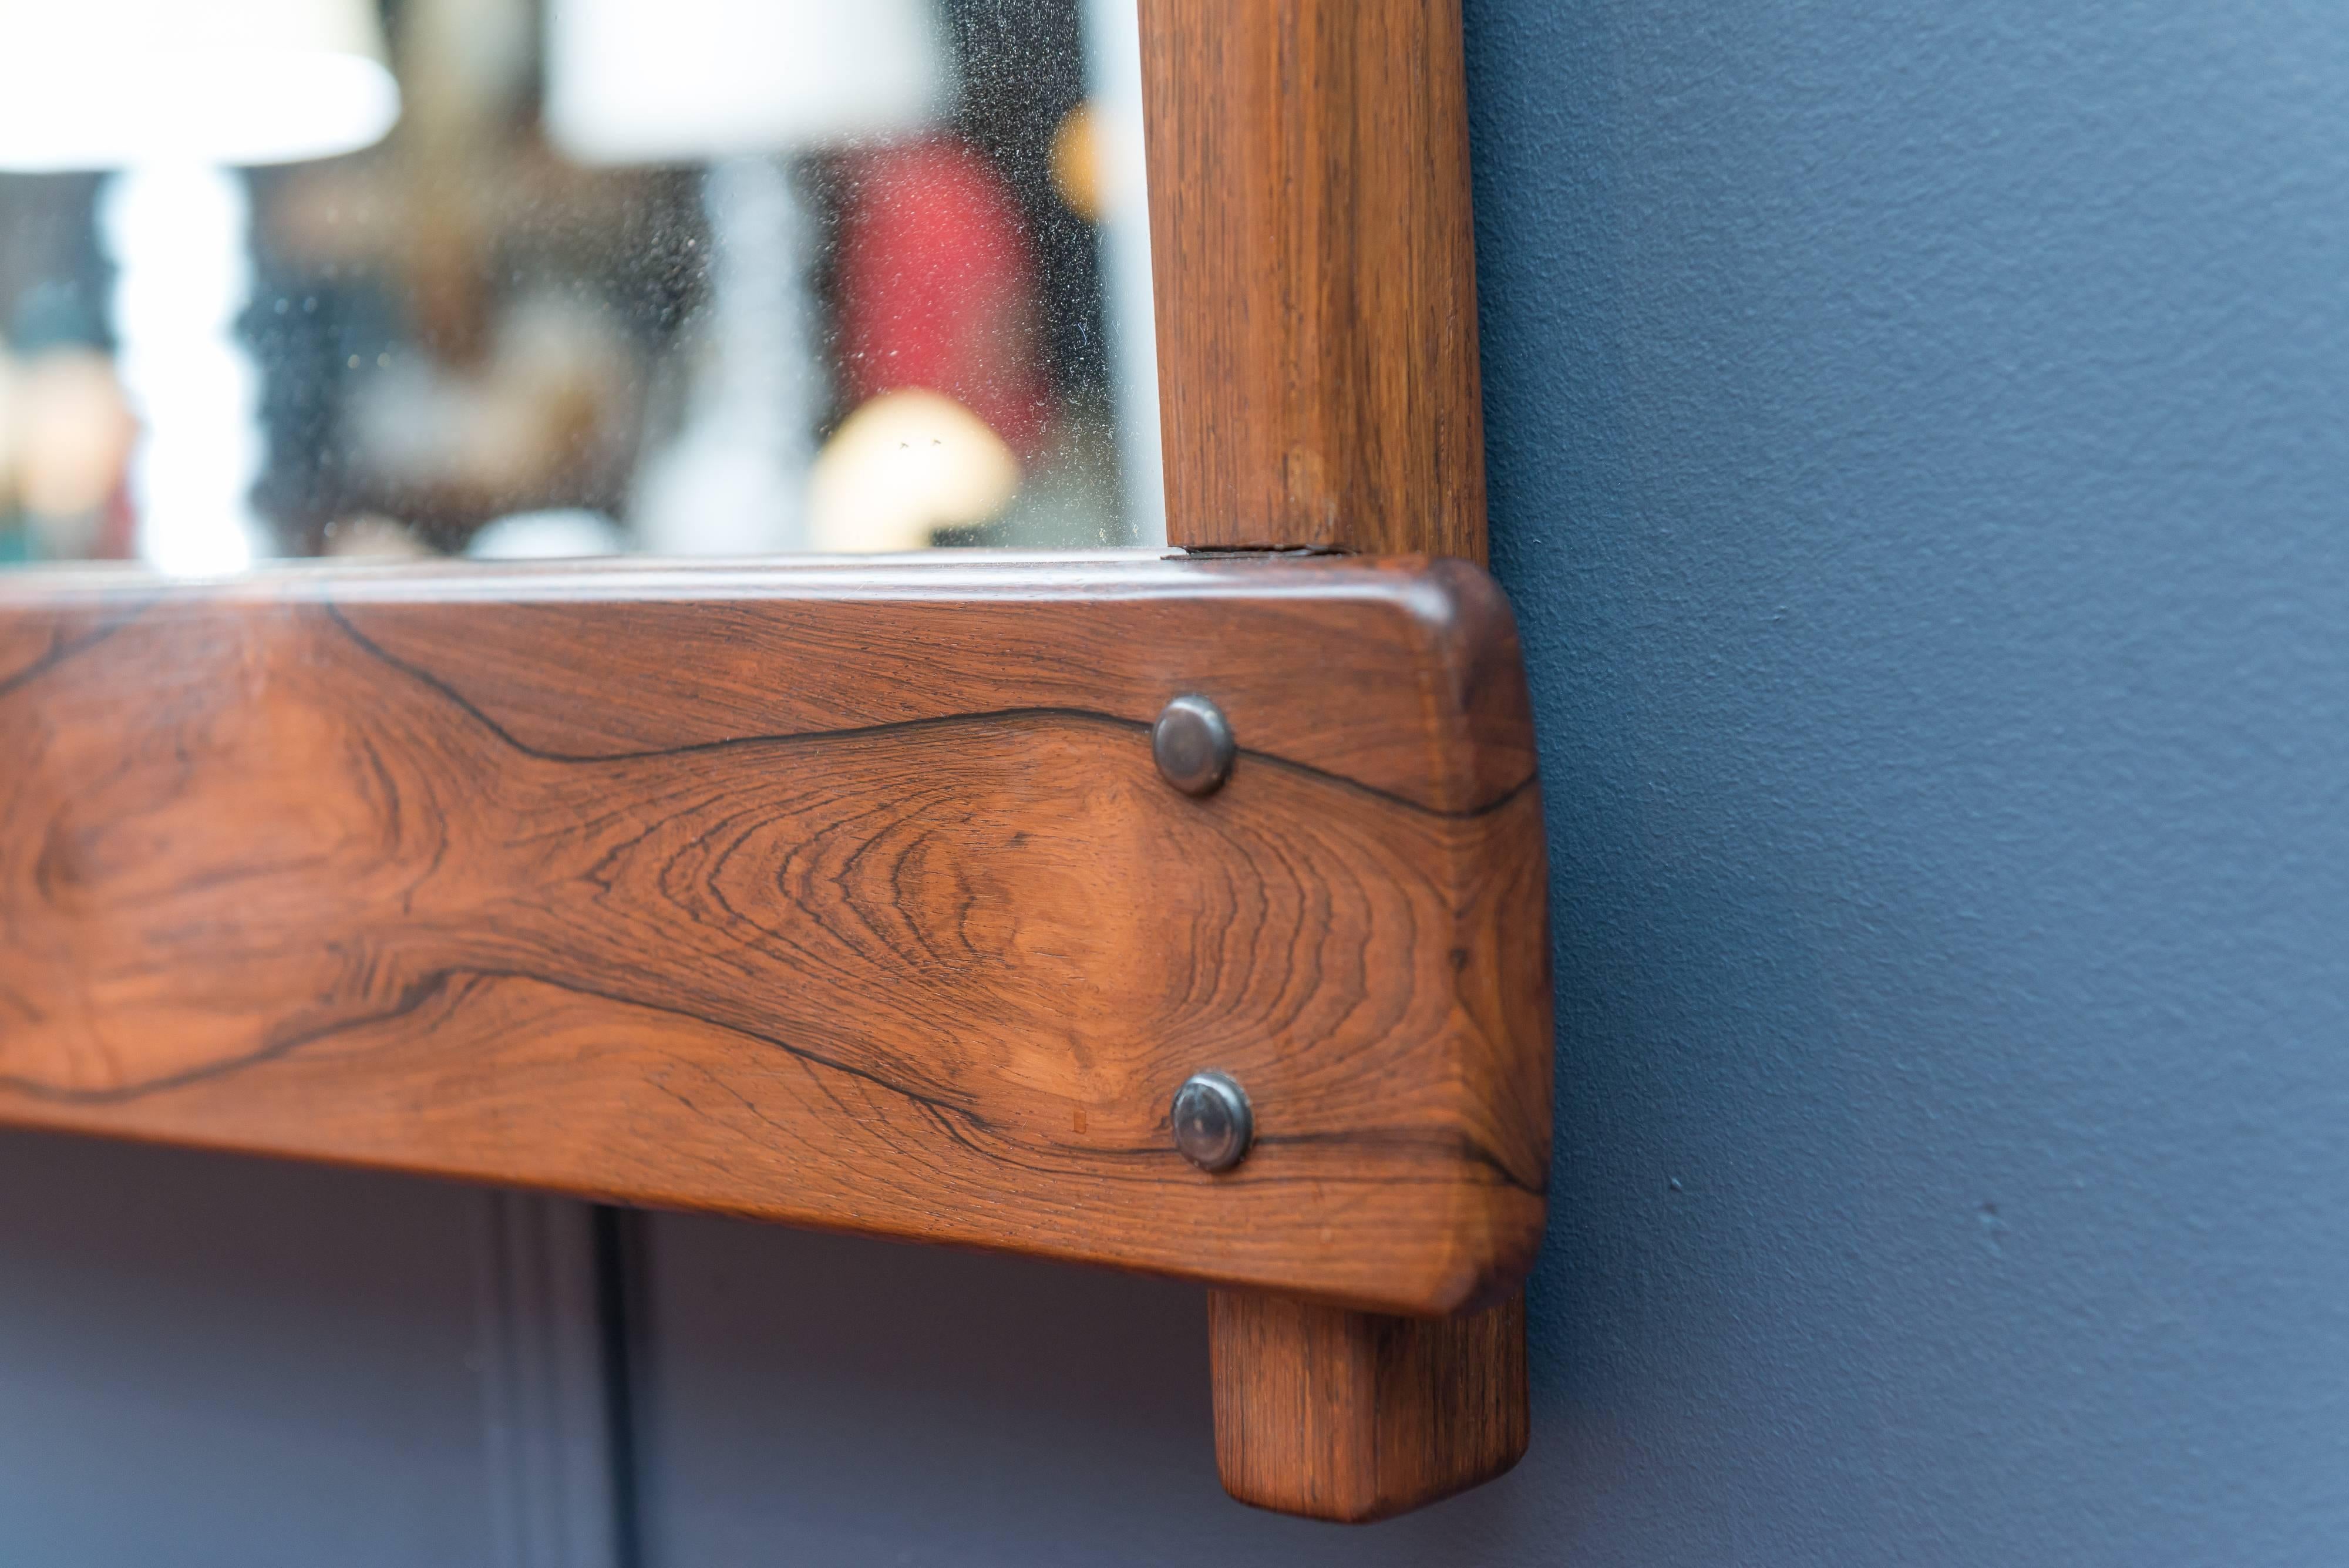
left=0, top=1132, right=512, bottom=1565
left=1475, top=0, right=2349, bottom=1560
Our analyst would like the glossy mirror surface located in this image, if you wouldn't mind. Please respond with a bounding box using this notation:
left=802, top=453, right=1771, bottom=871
left=0, top=0, right=1160, bottom=570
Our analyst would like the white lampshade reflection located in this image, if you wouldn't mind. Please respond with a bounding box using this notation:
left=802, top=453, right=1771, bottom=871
left=807, top=389, right=1021, bottom=554
left=0, top=0, right=399, bottom=171
left=546, top=0, right=948, bottom=165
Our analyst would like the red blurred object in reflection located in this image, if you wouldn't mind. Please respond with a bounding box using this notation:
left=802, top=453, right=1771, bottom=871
left=835, top=139, right=1051, bottom=456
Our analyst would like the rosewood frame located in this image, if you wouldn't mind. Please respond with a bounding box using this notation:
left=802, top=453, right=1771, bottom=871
left=0, top=0, right=1536, bottom=1524
left=1140, top=0, right=1532, bottom=1518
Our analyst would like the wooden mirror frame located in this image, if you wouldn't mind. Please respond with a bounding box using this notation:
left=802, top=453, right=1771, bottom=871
left=0, top=0, right=1540, bottom=1523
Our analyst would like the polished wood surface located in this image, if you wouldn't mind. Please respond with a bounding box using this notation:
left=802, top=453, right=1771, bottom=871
left=0, top=553, right=1548, bottom=1317
left=1136, top=0, right=1529, bottom=1513
left=1138, top=0, right=1488, bottom=560
left=1209, top=1287, right=1529, bottom=1521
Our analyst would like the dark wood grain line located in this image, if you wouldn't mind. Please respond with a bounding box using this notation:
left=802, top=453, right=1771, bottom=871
left=1251, top=1130, right=1545, bottom=1197
left=0, top=965, right=468, bottom=1105
left=0, top=957, right=970, bottom=1121
left=321, top=601, right=1535, bottom=820
left=7, top=953, right=1546, bottom=1201
left=0, top=601, right=147, bottom=698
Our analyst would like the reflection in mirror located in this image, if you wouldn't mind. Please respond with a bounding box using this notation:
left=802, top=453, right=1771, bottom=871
left=0, top=0, right=1161, bottom=570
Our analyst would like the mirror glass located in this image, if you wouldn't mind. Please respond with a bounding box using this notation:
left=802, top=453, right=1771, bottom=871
left=0, top=0, right=1161, bottom=571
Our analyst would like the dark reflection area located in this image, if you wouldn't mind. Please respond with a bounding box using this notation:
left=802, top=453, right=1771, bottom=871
left=0, top=0, right=1160, bottom=571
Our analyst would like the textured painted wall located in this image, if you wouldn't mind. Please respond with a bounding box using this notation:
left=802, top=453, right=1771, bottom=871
left=0, top=1132, right=622, bottom=1568
left=0, top=1132, right=509, bottom=1566
left=1473, top=0, right=2349, bottom=1560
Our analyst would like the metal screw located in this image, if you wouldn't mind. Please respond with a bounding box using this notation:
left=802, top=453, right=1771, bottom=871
left=1170, top=1070, right=1254, bottom=1172
left=1153, top=695, right=1236, bottom=796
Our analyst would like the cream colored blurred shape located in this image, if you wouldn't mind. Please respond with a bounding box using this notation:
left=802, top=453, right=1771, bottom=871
left=14, top=352, right=136, bottom=518
left=0, top=0, right=399, bottom=171
left=0, top=342, right=134, bottom=560
left=810, top=391, right=1021, bottom=554
left=546, top=0, right=946, bottom=164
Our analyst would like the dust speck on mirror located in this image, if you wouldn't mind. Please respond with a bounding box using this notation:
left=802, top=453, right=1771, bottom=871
left=0, top=0, right=1163, bottom=571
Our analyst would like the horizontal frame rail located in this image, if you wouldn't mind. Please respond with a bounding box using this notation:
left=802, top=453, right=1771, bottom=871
left=0, top=552, right=1549, bottom=1315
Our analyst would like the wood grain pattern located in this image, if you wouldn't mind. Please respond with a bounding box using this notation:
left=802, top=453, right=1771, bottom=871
left=1137, top=0, right=1488, bottom=560
left=0, top=552, right=1548, bottom=1317
left=1137, top=0, right=1530, bottom=1516
left=1209, top=1287, right=1529, bottom=1522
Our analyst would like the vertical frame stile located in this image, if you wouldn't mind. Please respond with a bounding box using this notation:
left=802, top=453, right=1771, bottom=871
left=1134, top=0, right=1537, bottom=1521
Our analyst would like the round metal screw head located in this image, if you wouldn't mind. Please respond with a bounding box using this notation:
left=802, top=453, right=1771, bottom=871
left=1153, top=695, right=1235, bottom=796
left=1170, top=1070, right=1253, bottom=1172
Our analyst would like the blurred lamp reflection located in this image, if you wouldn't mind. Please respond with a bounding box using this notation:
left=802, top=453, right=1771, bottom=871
left=0, top=0, right=401, bottom=573
left=546, top=0, right=947, bottom=164
left=547, top=0, right=955, bottom=555
left=0, top=0, right=399, bottom=173
left=105, top=168, right=269, bottom=574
